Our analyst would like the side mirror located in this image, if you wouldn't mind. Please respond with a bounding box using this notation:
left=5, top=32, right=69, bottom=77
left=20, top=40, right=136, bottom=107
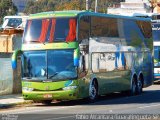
left=79, top=44, right=88, bottom=53
left=74, top=58, right=79, bottom=67
left=12, top=50, right=23, bottom=69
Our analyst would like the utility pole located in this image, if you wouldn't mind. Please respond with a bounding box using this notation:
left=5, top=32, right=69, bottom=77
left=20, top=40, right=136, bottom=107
left=12, top=0, right=13, bottom=10
left=86, top=0, right=89, bottom=10
left=95, top=0, right=98, bottom=12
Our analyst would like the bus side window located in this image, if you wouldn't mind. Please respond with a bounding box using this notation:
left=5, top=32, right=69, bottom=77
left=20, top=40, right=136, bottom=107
left=91, top=16, right=119, bottom=38
left=78, top=16, right=90, bottom=41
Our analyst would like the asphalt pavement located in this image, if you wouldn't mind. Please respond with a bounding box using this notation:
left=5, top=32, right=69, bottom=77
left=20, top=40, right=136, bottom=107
left=0, top=84, right=160, bottom=120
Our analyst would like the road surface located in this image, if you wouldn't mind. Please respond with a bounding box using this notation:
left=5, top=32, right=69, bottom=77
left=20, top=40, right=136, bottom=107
left=1, top=84, right=160, bottom=120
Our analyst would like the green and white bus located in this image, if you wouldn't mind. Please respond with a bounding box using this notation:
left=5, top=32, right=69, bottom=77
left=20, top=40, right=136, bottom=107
left=12, top=10, right=153, bottom=103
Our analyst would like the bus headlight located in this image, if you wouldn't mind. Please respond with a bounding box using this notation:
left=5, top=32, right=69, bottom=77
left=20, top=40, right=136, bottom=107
left=22, top=87, right=34, bottom=92
left=63, top=86, right=77, bottom=90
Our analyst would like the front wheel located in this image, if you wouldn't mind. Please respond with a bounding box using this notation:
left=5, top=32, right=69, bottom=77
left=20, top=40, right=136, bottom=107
left=88, top=80, right=98, bottom=102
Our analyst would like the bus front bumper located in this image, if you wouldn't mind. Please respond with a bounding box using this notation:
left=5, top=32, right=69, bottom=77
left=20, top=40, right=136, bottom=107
left=22, top=89, right=79, bottom=101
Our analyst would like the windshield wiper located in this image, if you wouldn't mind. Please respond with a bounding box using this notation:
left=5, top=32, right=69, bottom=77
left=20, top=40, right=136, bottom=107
left=48, top=72, right=59, bottom=79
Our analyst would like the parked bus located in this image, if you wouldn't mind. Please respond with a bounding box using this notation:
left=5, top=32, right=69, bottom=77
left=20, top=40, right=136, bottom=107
left=132, top=13, right=160, bottom=81
left=12, top=11, right=153, bottom=104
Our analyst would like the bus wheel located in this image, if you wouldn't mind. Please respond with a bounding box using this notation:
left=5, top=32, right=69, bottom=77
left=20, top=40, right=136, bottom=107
left=131, top=77, right=137, bottom=96
left=41, top=100, right=52, bottom=105
left=89, top=80, right=98, bottom=102
left=137, top=77, right=143, bottom=95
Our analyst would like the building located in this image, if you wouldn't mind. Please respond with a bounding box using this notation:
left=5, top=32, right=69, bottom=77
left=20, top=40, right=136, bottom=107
left=108, top=0, right=151, bottom=15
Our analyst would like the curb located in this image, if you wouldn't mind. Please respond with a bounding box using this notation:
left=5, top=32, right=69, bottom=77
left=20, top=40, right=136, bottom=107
left=0, top=100, right=33, bottom=109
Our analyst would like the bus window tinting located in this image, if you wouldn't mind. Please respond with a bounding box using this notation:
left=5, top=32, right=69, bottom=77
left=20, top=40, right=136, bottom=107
left=91, top=16, right=119, bottom=37
left=23, top=18, right=77, bottom=43
left=79, top=16, right=90, bottom=41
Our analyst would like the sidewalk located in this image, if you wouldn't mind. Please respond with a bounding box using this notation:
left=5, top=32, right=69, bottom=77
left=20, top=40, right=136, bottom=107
left=0, top=94, right=32, bottom=108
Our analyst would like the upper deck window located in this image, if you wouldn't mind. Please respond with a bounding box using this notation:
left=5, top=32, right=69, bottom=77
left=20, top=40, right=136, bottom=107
left=23, top=17, right=77, bottom=43
left=91, top=16, right=119, bottom=38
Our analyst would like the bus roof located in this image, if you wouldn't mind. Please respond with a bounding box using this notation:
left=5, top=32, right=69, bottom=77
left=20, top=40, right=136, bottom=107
left=29, top=10, right=151, bottom=22
left=29, top=10, right=83, bottom=19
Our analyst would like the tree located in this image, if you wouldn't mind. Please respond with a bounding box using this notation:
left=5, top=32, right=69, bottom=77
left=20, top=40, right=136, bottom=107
left=0, top=0, right=17, bottom=24
left=23, top=0, right=124, bottom=15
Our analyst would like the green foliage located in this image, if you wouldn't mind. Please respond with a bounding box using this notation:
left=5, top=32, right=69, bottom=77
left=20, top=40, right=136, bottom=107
left=0, top=0, right=17, bottom=24
left=23, top=0, right=125, bottom=14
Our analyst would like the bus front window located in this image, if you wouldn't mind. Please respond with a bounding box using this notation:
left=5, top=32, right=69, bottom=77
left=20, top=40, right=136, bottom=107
left=22, top=51, right=46, bottom=79
left=22, top=50, right=77, bottom=81
left=23, top=18, right=77, bottom=43
left=47, top=50, right=77, bottom=80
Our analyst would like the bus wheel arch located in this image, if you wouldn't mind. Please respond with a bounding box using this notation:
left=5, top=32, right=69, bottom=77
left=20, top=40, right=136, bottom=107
left=88, top=78, right=98, bottom=102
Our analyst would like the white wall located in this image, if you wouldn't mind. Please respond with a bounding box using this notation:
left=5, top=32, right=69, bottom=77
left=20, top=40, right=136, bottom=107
left=0, top=58, right=13, bottom=95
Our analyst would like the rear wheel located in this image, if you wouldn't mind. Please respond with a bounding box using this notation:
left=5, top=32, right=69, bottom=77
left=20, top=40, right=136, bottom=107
left=137, top=76, right=143, bottom=95
left=131, top=77, right=137, bottom=96
left=88, top=80, right=98, bottom=102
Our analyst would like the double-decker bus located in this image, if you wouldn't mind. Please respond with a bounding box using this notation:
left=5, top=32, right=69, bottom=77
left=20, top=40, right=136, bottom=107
left=12, top=11, right=153, bottom=104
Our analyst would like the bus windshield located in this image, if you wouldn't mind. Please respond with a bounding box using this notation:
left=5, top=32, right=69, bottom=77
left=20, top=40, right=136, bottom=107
left=154, top=46, right=160, bottom=67
left=23, top=17, right=77, bottom=43
left=22, top=49, right=77, bottom=81
left=152, top=22, right=160, bottom=41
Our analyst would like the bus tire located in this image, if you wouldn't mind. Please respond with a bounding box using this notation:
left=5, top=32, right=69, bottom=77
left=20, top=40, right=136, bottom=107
left=131, top=76, right=137, bottom=96
left=88, top=79, right=98, bottom=102
left=137, top=76, right=143, bottom=95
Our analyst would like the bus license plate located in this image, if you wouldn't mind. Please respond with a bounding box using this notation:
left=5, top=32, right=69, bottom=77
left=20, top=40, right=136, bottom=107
left=43, top=94, right=52, bottom=98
